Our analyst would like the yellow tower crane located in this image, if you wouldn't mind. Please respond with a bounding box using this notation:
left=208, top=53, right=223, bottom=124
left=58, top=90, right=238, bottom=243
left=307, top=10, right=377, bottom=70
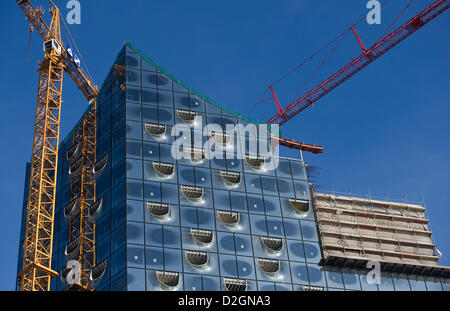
left=16, top=0, right=99, bottom=291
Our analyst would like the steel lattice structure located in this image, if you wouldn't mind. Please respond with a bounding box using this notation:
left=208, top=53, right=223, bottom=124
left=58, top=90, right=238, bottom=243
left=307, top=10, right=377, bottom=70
left=16, top=0, right=98, bottom=291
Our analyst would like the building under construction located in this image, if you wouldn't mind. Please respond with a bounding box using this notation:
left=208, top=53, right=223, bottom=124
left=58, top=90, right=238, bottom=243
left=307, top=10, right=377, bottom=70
left=15, top=0, right=450, bottom=291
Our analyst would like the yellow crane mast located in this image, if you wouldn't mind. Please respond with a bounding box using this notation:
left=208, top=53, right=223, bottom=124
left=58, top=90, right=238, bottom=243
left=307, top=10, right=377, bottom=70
left=16, top=0, right=98, bottom=291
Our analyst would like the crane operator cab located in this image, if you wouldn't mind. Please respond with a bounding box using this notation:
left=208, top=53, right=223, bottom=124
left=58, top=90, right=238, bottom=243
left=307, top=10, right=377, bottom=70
left=43, top=39, right=61, bottom=55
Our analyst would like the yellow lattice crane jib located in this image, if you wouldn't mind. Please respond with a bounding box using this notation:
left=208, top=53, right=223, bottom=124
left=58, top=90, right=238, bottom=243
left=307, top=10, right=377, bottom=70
left=16, top=0, right=98, bottom=291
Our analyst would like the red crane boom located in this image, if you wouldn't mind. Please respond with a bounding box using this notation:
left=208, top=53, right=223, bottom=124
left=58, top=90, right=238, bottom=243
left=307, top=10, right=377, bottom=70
left=267, top=0, right=449, bottom=125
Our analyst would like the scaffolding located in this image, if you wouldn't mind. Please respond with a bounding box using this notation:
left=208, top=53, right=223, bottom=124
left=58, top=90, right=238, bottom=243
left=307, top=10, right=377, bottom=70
left=311, top=187, right=450, bottom=278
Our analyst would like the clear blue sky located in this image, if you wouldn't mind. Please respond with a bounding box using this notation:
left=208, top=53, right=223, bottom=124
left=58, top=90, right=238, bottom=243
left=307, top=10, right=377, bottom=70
left=0, top=0, right=448, bottom=290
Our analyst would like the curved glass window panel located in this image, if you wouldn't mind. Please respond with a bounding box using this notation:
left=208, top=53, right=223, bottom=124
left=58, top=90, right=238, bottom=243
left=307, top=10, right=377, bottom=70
left=145, top=247, right=163, bottom=269
left=174, top=93, right=190, bottom=110
left=408, top=275, right=427, bottom=291
left=64, top=197, right=79, bottom=218
left=161, top=183, right=179, bottom=204
left=277, top=178, right=295, bottom=198
left=245, top=154, right=265, bottom=170
left=189, top=94, right=205, bottom=112
left=143, top=181, right=161, bottom=202
left=152, top=161, right=174, bottom=178
left=217, top=232, right=236, bottom=254
left=127, top=199, right=144, bottom=222
left=144, top=123, right=166, bottom=138
left=301, top=221, right=319, bottom=242
left=226, top=158, right=242, bottom=172
left=194, top=167, right=211, bottom=188
left=184, top=146, right=205, bottom=162
left=378, top=273, right=395, bottom=291
left=66, top=141, right=80, bottom=160
left=142, top=89, right=157, bottom=105
left=267, top=217, right=284, bottom=237
left=325, top=269, right=344, bottom=289
left=276, top=159, right=292, bottom=178
left=220, top=170, right=241, bottom=186
left=126, top=140, right=142, bottom=159
left=213, top=190, right=230, bottom=210
left=157, top=72, right=172, bottom=91
left=156, top=271, right=180, bottom=289
left=126, top=103, right=141, bottom=121
left=126, top=87, right=141, bottom=104
left=261, top=237, right=283, bottom=254
left=425, top=277, right=443, bottom=291
left=217, top=210, right=240, bottom=227
left=126, top=159, right=143, bottom=180
left=90, top=259, right=107, bottom=282
left=127, top=245, right=145, bottom=268
left=180, top=206, right=198, bottom=228
left=392, top=274, right=411, bottom=291
left=247, top=194, right=264, bottom=215
left=181, top=185, right=203, bottom=202
left=176, top=109, right=198, bottom=124
left=203, top=276, right=221, bottom=291
left=341, top=269, right=361, bottom=291
left=96, top=213, right=111, bottom=241
left=234, top=234, right=253, bottom=256
left=185, top=250, right=208, bottom=269
left=303, top=242, right=321, bottom=263
left=158, top=107, right=175, bottom=125
left=64, top=236, right=80, bottom=258
left=143, top=143, right=159, bottom=161
left=111, top=222, right=126, bottom=252
left=249, top=214, right=268, bottom=236
left=191, top=228, right=214, bottom=246
left=230, top=192, right=248, bottom=212
left=184, top=273, right=203, bottom=291
left=142, top=106, right=159, bottom=123
left=126, top=53, right=140, bottom=69
left=127, top=180, right=143, bottom=201
left=127, top=267, right=146, bottom=291
left=164, top=248, right=182, bottom=272
left=93, top=155, right=108, bottom=175
left=293, top=180, right=310, bottom=200
left=127, top=221, right=144, bottom=245
left=88, top=198, right=103, bottom=221
left=142, top=72, right=157, bottom=88
left=237, top=256, right=256, bottom=279
left=223, top=278, right=247, bottom=291
left=197, top=208, right=215, bottom=230
left=146, top=202, right=170, bottom=219
left=157, top=89, right=173, bottom=108
left=142, top=59, right=156, bottom=72
left=257, top=258, right=280, bottom=276
left=289, top=198, right=309, bottom=213
left=301, top=285, right=325, bottom=291
left=145, top=224, right=163, bottom=246
left=178, top=165, right=195, bottom=184
left=290, top=160, right=307, bottom=180
left=258, top=281, right=275, bottom=291
left=219, top=254, right=238, bottom=277
left=287, top=240, right=306, bottom=262
left=162, top=226, right=181, bottom=248
left=308, top=264, right=327, bottom=287
left=245, top=174, right=262, bottom=194
left=261, top=176, right=278, bottom=196
left=264, top=196, right=281, bottom=216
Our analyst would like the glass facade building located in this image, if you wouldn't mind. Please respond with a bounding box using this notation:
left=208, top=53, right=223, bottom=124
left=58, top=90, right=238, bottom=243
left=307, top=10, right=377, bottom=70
left=17, top=43, right=450, bottom=291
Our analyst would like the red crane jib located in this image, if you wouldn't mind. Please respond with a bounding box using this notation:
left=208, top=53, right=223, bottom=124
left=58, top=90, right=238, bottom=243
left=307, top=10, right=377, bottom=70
left=267, top=0, right=449, bottom=125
